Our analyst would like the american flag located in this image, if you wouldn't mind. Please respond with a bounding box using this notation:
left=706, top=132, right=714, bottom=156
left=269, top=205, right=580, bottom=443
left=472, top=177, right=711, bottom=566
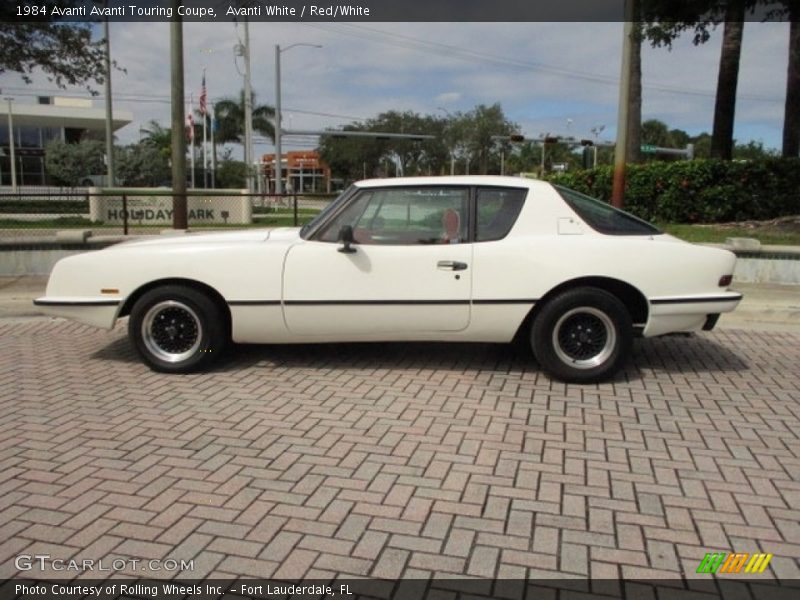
left=199, top=73, right=207, bottom=116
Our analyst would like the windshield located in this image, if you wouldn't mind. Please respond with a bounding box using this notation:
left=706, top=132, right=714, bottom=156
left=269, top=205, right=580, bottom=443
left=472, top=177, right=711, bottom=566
left=300, top=185, right=356, bottom=239
left=555, top=185, right=662, bottom=236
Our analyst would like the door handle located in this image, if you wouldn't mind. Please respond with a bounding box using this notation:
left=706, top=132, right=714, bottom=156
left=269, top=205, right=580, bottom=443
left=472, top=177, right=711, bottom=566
left=437, top=260, right=468, bottom=271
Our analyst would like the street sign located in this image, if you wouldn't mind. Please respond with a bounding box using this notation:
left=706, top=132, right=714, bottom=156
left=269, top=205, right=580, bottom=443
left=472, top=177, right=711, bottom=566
left=641, top=144, right=657, bottom=153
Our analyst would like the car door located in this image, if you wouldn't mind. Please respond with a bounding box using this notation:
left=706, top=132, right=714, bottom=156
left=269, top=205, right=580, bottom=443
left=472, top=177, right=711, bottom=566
left=282, top=186, right=472, bottom=337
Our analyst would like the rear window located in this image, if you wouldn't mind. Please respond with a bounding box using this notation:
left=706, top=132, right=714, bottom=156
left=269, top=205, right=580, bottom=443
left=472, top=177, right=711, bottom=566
left=555, top=185, right=661, bottom=236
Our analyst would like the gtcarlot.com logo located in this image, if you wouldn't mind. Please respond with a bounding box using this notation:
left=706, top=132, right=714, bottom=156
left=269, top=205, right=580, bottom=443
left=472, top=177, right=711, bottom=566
left=15, top=554, right=194, bottom=572
left=696, top=552, right=773, bottom=575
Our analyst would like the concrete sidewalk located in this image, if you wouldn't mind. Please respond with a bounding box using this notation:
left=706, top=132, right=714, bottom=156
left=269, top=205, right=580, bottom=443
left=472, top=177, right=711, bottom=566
left=2, top=275, right=798, bottom=332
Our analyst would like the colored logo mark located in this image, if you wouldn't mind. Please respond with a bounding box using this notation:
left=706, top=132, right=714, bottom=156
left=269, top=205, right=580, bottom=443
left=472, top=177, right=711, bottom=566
left=696, top=552, right=773, bottom=574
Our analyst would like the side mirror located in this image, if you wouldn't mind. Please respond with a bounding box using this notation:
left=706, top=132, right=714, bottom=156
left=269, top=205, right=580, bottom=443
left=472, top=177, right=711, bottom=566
left=337, top=225, right=357, bottom=254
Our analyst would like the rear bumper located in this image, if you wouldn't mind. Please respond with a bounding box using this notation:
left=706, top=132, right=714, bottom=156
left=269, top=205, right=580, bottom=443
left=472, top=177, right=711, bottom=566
left=644, top=291, right=742, bottom=337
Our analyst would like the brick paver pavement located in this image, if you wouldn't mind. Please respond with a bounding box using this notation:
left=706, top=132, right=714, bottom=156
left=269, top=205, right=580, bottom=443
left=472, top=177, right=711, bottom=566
left=1, top=320, right=798, bottom=582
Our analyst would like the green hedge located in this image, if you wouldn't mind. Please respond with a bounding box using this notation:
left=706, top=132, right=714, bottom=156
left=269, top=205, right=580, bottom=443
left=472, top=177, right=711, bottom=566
left=546, top=158, right=800, bottom=223
left=0, top=200, right=89, bottom=214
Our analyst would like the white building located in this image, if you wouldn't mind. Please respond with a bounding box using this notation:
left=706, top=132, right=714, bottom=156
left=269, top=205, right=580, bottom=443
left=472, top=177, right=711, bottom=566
left=0, top=96, right=133, bottom=186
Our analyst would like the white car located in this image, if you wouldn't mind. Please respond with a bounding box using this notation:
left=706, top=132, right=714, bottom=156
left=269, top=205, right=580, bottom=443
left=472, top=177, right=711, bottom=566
left=35, top=176, right=742, bottom=382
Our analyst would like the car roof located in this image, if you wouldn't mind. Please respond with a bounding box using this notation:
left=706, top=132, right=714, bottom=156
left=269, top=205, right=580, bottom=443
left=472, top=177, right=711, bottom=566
left=353, top=175, right=551, bottom=190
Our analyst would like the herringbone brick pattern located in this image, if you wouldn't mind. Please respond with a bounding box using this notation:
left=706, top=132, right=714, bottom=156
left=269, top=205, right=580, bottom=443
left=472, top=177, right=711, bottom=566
left=1, top=320, right=798, bottom=580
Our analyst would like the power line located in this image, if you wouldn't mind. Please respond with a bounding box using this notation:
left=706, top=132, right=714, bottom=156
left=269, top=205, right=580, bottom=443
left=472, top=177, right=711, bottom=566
left=303, top=23, right=782, bottom=103
left=0, top=86, right=368, bottom=120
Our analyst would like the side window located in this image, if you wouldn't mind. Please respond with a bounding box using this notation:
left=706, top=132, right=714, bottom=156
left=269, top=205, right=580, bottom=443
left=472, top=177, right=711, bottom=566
left=476, top=187, right=526, bottom=242
left=317, top=187, right=469, bottom=245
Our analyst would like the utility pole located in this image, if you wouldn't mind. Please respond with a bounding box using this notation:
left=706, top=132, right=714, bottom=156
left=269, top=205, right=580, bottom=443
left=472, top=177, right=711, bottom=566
left=102, top=3, right=115, bottom=187
left=275, top=43, right=321, bottom=195
left=612, top=1, right=635, bottom=209
left=170, top=5, right=187, bottom=229
left=274, top=44, right=283, bottom=195
left=5, top=98, right=17, bottom=191
left=243, top=19, right=254, bottom=192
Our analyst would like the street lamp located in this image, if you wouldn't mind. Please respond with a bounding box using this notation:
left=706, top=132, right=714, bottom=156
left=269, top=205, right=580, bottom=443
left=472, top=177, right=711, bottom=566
left=590, top=125, right=605, bottom=168
left=274, top=43, right=321, bottom=195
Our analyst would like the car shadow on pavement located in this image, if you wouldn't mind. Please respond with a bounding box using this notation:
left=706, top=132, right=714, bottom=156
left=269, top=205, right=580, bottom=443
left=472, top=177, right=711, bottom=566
left=89, top=332, right=749, bottom=382
left=628, top=334, right=749, bottom=377
left=91, top=336, right=141, bottom=364
left=214, top=334, right=749, bottom=381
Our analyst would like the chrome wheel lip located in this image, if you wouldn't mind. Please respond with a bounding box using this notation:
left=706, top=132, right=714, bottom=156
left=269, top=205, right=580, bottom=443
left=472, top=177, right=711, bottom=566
left=141, top=300, right=202, bottom=364
left=552, top=306, right=616, bottom=370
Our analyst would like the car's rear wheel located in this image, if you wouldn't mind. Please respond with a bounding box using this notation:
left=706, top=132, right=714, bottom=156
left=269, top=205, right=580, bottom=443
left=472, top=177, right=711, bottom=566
left=129, top=285, right=227, bottom=373
left=531, top=287, right=632, bottom=383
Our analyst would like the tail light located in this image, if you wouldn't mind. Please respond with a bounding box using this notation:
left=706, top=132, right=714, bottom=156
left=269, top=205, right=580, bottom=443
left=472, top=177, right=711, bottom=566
left=718, top=274, right=733, bottom=287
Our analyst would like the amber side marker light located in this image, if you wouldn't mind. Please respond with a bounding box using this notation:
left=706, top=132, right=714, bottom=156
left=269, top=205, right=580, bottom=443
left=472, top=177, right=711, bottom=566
left=101, top=288, right=119, bottom=295
left=718, top=275, right=733, bottom=287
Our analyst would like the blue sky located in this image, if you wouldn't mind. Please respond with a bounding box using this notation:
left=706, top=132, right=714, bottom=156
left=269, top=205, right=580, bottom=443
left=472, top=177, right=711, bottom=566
left=0, top=21, right=791, bottom=157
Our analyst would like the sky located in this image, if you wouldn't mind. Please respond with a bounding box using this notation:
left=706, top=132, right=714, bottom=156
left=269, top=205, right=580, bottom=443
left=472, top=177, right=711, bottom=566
left=0, top=20, right=792, bottom=158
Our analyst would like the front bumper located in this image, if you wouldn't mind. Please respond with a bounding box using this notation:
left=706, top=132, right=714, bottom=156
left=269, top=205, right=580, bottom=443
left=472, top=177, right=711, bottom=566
left=34, top=297, right=121, bottom=329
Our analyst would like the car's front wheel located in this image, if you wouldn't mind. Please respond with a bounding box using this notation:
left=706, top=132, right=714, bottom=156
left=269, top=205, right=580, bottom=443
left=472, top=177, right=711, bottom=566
left=531, top=287, right=632, bottom=383
left=129, top=285, right=227, bottom=373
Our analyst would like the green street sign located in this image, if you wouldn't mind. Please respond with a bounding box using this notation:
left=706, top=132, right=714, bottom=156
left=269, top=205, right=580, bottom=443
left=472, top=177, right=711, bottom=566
left=641, top=144, right=657, bottom=153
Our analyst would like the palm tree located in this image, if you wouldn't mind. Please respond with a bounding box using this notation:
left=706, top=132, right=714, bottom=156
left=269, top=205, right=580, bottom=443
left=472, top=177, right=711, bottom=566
left=783, top=13, right=800, bottom=156
left=643, top=1, right=750, bottom=161
left=139, top=120, right=172, bottom=160
left=710, top=5, right=745, bottom=159
left=211, top=89, right=276, bottom=145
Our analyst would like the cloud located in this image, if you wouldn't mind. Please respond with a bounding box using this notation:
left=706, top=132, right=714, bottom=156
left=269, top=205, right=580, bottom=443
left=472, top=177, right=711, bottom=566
left=435, top=92, right=462, bottom=104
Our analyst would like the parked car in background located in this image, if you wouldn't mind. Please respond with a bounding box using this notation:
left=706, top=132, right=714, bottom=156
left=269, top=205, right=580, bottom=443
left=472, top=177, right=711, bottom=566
left=34, top=176, right=742, bottom=382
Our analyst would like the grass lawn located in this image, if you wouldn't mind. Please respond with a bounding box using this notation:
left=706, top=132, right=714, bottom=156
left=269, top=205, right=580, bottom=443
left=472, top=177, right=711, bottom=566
left=660, top=222, right=800, bottom=246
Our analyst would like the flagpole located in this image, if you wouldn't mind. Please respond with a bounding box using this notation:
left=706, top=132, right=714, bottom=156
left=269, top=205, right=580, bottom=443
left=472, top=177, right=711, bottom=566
left=189, top=94, right=195, bottom=188
left=202, top=68, right=207, bottom=188
left=210, top=103, right=216, bottom=189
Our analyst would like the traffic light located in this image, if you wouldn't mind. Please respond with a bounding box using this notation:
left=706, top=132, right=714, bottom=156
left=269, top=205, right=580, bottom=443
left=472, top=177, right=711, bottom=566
left=543, top=136, right=559, bottom=144
left=509, top=134, right=526, bottom=142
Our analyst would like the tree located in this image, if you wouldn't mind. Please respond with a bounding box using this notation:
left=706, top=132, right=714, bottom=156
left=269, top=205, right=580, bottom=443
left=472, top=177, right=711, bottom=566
left=216, top=160, right=248, bottom=189
left=318, top=106, right=516, bottom=182
left=504, top=140, right=540, bottom=174
left=319, top=110, right=450, bottom=182
left=641, top=119, right=673, bottom=147
left=44, top=139, right=105, bottom=186
left=116, top=143, right=170, bottom=187
left=711, top=4, right=746, bottom=159
left=138, top=120, right=173, bottom=160
left=643, top=1, right=754, bottom=160
left=627, top=22, right=643, bottom=164
left=782, top=5, right=800, bottom=156
left=0, top=2, right=111, bottom=91
left=461, top=104, right=518, bottom=174
left=212, top=89, right=276, bottom=145
left=734, top=140, right=780, bottom=159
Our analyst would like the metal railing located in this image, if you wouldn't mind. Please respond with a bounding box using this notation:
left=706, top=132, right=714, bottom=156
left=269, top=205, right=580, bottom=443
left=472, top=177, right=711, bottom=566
left=0, top=191, right=336, bottom=240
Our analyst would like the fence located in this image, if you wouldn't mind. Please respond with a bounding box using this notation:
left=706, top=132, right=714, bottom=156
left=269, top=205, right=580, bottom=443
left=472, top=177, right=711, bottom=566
left=0, top=190, right=336, bottom=240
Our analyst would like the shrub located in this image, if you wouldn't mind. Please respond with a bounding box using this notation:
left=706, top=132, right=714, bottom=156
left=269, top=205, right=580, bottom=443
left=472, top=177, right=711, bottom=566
left=546, top=158, right=800, bottom=223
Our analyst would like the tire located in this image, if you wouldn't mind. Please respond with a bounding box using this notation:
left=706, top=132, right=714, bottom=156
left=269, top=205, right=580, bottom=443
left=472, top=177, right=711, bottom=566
left=129, top=285, right=228, bottom=373
left=531, top=287, right=632, bottom=383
